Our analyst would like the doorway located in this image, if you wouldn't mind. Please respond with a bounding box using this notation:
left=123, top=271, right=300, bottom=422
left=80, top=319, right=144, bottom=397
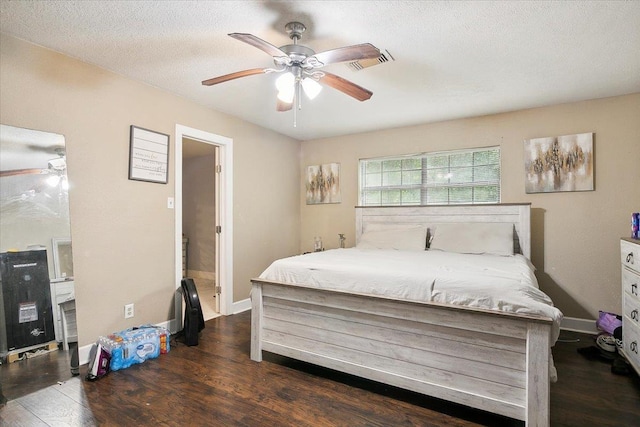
left=174, top=125, right=233, bottom=326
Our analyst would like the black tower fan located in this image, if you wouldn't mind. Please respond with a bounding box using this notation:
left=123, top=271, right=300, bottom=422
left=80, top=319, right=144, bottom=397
left=181, top=278, right=205, bottom=346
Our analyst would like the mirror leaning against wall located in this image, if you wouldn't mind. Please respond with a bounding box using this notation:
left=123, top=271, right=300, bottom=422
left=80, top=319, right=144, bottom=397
left=0, top=124, right=76, bottom=367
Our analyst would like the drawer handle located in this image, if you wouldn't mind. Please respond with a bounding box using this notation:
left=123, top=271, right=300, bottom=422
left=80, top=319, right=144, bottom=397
left=633, top=309, right=639, bottom=321
left=633, top=283, right=639, bottom=296
left=627, top=252, right=635, bottom=264
left=631, top=341, right=638, bottom=354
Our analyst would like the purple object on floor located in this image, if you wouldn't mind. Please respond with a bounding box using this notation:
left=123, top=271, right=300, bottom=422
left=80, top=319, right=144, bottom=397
left=596, top=311, right=622, bottom=335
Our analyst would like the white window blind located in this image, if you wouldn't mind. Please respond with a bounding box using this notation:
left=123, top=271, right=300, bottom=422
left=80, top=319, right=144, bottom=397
left=359, top=147, right=500, bottom=205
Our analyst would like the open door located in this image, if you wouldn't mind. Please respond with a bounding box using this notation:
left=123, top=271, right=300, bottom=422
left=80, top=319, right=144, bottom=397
left=214, top=145, right=221, bottom=313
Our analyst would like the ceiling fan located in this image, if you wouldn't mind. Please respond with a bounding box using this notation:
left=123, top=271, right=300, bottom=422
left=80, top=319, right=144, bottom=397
left=202, top=22, right=380, bottom=122
left=0, top=148, right=67, bottom=181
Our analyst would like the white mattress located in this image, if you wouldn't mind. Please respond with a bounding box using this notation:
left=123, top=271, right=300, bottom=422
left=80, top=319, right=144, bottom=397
left=259, top=248, right=563, bottom=342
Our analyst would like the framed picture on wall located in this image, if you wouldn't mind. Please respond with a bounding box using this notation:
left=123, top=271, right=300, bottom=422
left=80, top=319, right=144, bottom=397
left=306, top=163, right=341, bottom=204
left=128, top=125, right=170, bottom=184
left=524, top=132, right=594, bottom=193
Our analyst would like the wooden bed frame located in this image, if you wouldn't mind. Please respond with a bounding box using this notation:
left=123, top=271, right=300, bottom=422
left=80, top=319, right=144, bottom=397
left=251, top=203, right=552, bottom=426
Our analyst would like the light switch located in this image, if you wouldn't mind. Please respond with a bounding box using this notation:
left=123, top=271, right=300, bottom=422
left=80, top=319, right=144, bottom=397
left=167, top=197, right=174, bottom=209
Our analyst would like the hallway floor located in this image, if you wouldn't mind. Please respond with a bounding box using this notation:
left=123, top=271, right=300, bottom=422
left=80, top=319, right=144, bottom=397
left=191, top=277, right=219, bottom=320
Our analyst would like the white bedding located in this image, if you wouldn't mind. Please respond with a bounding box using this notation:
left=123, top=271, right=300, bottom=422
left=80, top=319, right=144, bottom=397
left=259, top=248, right=563, bottom=342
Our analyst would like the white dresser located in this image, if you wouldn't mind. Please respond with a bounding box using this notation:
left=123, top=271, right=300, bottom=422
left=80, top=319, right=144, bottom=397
left=621, top=238, right=640, bottom=375
left=49, top=279, right=75, bottom=343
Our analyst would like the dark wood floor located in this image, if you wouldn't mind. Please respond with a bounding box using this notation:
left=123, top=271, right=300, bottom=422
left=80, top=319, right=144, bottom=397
left=1, top=310, right=639, bottom=426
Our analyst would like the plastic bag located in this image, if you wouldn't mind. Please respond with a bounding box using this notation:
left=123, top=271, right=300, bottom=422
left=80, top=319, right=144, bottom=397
left=596, top=311, right=622, bottom=335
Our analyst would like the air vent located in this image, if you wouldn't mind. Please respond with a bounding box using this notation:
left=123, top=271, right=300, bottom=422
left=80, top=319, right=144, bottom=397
left=347, top=49, right=394, bottom=71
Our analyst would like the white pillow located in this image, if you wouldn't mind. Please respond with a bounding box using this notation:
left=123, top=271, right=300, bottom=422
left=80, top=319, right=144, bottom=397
left=356, top=226, right=427, bottom=251
left=429, top=223, right=514, bottom=256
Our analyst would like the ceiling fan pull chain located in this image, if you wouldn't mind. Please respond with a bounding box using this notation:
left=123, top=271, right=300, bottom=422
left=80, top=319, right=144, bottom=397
left=293, top=95, right=297, bottom=128
left=294, top=79, right=303, bottom=127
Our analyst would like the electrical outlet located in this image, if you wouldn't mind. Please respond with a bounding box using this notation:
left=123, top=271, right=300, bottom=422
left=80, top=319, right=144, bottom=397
left=124, top=303, right=134, bottom=319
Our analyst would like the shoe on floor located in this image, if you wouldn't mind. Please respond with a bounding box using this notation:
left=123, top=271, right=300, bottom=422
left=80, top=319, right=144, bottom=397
left=612, top=356, right=631, bottom=375
left=577, top=345, right=616, bottom=361
left=596, top=334, right=616, bottom=353
left=615, top=338, right=624, bottom=353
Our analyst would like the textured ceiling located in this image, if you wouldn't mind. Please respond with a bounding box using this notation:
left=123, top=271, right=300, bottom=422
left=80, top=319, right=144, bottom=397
left=1, top=1, right=639, bottom=141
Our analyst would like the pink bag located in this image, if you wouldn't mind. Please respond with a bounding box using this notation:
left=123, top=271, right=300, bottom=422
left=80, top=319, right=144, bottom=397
left=596, top=311, right=622, bottom=335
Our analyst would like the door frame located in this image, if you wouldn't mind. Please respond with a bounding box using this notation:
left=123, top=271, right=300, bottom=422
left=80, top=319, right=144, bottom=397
left=174, top=124, right=233, bottom=321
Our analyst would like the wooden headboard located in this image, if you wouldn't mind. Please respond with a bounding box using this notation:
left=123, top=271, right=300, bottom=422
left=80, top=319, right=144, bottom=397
left=355, top=203, right=531, bottom=259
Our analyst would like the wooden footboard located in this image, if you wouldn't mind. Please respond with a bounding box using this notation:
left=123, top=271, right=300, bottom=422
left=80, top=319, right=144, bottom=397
left=251, top=279, right=552, bottom=426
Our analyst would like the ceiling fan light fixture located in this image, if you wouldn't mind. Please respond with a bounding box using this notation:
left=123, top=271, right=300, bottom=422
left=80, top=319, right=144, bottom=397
left=277, top=87, right=295, bottom=103
left=48, top=156, right=66, bottom=171
left=46, top=174, right=61, bottom=187
left=275, top=71, right=294, bottom=91
left=275, top=72, right=295, bottom=102
left=301, top=77, right=322, bottom=100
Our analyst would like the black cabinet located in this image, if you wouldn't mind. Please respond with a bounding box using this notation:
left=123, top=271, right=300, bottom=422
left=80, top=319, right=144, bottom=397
left=0, top=250, right=55, bottom=351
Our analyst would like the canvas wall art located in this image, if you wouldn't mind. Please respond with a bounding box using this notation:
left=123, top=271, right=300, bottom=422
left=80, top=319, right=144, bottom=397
left=306, top=163, right=341, bottom=204
left=524, top=132, right=594, bottom=193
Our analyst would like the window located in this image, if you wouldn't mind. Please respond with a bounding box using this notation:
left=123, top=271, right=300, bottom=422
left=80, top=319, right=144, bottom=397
left=359, top=147, right=500, bottom=205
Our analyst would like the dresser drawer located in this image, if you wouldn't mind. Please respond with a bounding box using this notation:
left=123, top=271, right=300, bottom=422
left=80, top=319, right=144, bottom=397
left=621, top=318, right=640, bottom=371
left=621, top=239, right=640, bottom=274
left=623, top=293, right=640, bottom=327
left=622, top=267, right=640, bottom=302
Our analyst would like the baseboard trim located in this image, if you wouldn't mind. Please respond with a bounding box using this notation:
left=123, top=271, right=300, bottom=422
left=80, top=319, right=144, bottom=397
left=232, top=298, right=251, bottom=314
left=560, top=316, right=598, bottom=334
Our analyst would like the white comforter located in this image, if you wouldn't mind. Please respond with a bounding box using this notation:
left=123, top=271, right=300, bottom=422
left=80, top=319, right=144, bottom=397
left=259, top=248, right=563, bottom=343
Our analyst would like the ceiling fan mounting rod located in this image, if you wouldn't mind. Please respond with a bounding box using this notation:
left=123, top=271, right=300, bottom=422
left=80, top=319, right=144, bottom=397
left=285, top=21, right=306, bottom=44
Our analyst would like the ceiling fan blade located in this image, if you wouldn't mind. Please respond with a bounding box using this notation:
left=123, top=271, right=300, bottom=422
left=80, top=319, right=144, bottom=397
left=306, top=43, right=380, bottom=68
left=276, top=98, right=293, bottom=112
left=202, top=68, right=267, bottom=86
left=0, top=168, right=47, bottom=177
left=319, top=72, right=373, bottom=102
left=229, top=33, right=289, bottom=59
left=25, top=143, right=65, bottom=153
